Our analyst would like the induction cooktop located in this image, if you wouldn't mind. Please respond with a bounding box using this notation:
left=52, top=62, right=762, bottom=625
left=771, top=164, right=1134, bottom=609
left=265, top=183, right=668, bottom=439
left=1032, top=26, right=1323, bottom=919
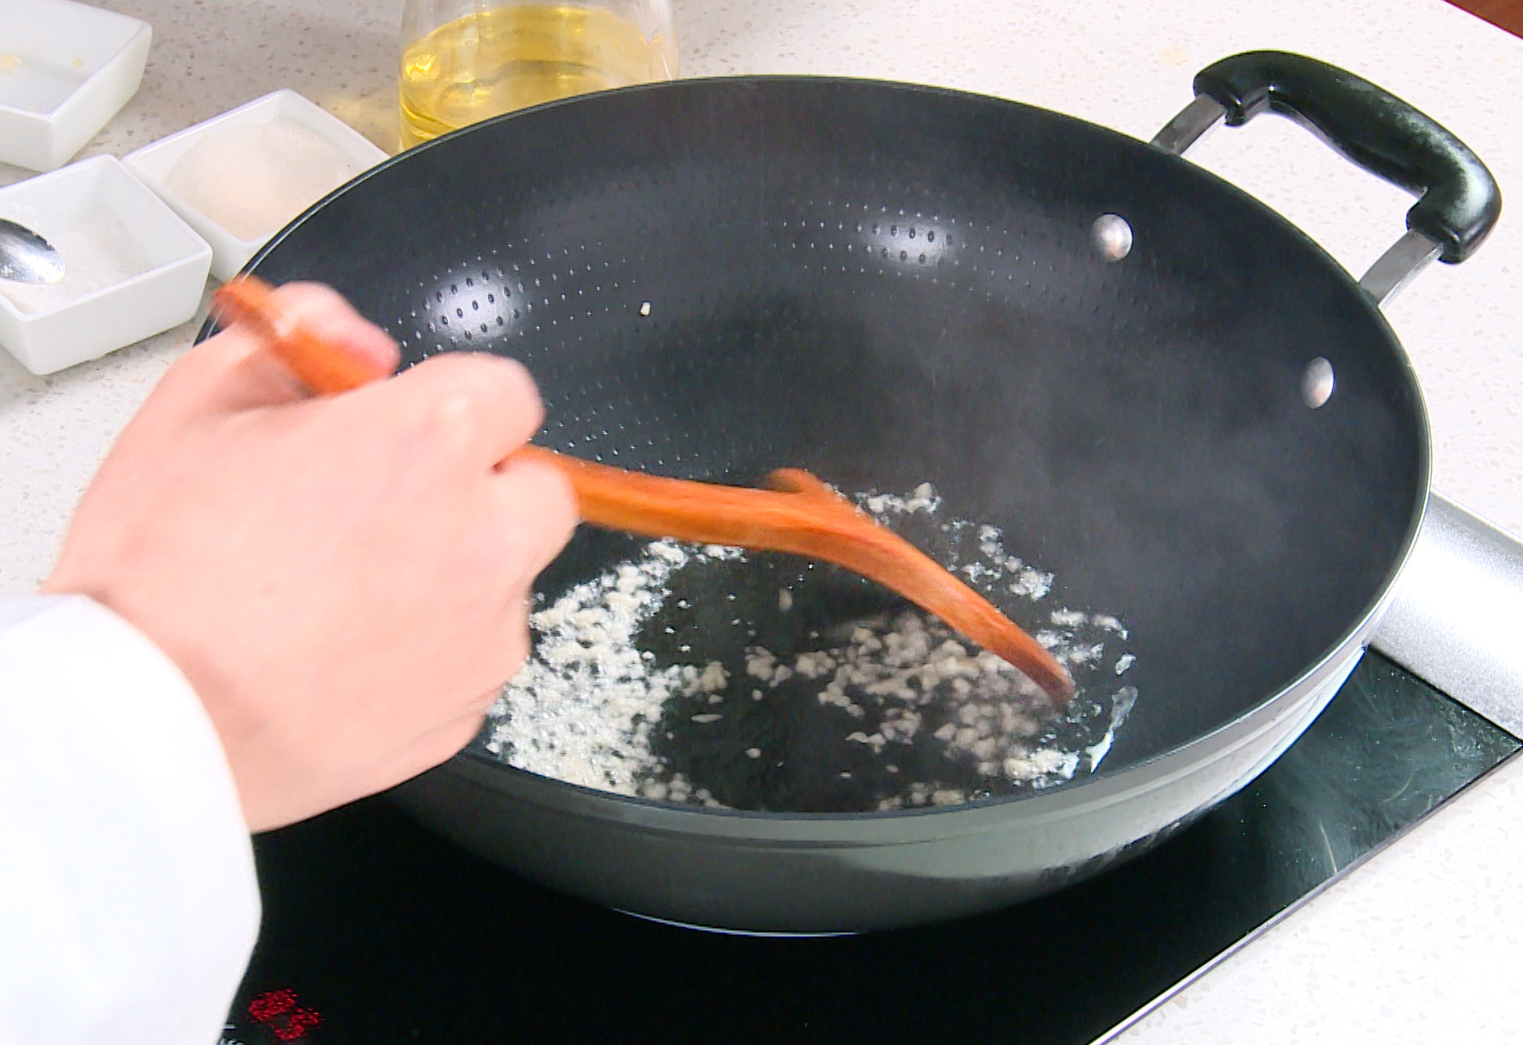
left=221, top=495, right=1523, bottom=1045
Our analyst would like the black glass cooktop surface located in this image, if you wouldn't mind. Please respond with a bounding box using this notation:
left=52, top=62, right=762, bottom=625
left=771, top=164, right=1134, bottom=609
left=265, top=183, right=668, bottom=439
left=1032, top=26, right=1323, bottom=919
left=224, top=650, right=1518, bottom=1045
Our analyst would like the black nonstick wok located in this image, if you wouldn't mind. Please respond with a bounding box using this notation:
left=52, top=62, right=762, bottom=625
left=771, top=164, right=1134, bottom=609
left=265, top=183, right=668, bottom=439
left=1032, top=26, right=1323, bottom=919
left=233, top=52, right=1500, bottom=932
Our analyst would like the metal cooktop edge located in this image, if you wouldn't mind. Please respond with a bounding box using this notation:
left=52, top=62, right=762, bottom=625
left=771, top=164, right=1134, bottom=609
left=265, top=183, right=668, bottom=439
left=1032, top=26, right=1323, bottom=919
left=1373, top=491, right=1523, bottom=738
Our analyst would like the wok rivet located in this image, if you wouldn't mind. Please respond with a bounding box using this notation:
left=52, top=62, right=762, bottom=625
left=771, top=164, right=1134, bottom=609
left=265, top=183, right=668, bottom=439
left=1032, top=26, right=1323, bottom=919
left=1302, top=357, right=1336, bottom=408
left=1092, top=214, right=1133, bottom=261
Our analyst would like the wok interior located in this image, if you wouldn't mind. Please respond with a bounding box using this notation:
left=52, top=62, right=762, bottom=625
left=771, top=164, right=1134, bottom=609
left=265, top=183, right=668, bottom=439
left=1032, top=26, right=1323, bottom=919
left=251, top=78, right=1425, bottom=775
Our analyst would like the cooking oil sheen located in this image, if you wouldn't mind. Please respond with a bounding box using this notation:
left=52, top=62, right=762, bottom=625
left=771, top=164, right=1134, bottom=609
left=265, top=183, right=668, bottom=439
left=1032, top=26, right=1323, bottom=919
left=399, top=5, right=675, bottom=147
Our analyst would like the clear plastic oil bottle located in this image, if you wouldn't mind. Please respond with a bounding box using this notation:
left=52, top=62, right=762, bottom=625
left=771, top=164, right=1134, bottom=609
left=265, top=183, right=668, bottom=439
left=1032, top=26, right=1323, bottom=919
left=399, top=1, right=677, bottom=148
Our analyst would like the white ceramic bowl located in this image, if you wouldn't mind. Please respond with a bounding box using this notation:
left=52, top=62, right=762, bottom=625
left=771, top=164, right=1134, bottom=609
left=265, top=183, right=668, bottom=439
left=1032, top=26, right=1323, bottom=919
left=124, top=89, right=390, bottom=281
left=0, top=0, right=152, bottom=171
left=0, top=155, right=212, bottom=375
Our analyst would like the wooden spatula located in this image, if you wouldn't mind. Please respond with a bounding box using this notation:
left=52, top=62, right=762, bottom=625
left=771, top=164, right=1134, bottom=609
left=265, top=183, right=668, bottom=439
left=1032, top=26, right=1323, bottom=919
left=213, top=275, right=1075, bottom=704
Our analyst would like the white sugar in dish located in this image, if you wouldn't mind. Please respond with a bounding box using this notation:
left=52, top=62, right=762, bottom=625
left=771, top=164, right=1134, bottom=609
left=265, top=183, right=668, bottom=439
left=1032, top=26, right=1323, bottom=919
left=163, top=117, right=362, bottom=241
left=479, top=483, right=1138, bottom=812
left=0, top=204, right=152, bottom=315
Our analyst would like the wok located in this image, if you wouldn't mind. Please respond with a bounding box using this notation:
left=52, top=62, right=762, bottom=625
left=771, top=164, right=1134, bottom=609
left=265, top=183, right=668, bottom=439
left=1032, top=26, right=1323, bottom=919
left=234, top=52, right=1500, bottom=932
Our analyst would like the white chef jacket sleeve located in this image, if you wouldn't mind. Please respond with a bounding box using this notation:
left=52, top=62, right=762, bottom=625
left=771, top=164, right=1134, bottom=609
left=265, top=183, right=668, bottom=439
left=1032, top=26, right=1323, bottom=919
left=0, top=594, right=261, bottom=1045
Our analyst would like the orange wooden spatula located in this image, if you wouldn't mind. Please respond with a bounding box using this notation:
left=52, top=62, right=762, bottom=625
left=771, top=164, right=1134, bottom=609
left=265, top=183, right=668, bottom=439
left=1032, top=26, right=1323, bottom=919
left=213, top=275, right=1074, bottom=705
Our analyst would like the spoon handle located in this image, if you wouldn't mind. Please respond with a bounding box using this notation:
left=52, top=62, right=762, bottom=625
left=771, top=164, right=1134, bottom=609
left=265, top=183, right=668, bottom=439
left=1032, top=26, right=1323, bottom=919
left=213, top=275, right=1074, bottom=704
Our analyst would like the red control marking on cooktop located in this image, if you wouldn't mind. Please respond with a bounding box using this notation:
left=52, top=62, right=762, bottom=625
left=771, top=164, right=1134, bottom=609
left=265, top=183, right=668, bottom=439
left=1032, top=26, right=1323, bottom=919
left=247, top=989, right=323, bottom=1042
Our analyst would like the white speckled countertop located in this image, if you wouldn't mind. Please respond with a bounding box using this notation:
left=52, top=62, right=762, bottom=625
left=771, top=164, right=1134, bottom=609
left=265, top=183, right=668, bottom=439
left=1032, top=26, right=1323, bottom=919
left=2, top=0, right=1520, bottom=1039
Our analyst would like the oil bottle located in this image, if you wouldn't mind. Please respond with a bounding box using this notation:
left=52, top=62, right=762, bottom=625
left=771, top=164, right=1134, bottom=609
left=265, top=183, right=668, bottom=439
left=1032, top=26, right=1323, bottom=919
left=399, top=0, right=677, bottom=148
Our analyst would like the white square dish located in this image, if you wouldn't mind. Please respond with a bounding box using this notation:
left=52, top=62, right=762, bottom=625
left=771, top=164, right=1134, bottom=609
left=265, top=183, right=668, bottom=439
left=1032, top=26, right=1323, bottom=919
left=124, top=89, right=390, bottom=281
left=0, top=0, right=152, bottom=171
left=0, top=155, right=212, bottom=375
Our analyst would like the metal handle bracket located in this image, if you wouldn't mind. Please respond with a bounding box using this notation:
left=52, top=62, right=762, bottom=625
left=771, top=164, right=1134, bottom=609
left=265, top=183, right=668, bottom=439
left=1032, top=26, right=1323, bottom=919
left=1149, top=51, right=1501, bottom=305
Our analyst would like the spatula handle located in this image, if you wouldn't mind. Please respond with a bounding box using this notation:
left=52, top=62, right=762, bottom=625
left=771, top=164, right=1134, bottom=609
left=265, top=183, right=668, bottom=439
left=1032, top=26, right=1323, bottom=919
left=212, top=275, right=1075, bottom=704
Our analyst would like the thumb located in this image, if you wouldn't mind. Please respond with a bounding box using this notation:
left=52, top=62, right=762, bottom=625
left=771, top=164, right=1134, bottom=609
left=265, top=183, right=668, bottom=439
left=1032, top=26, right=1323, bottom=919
left=214, top=278, right=401, bottom=401
left=157, top=281, right=402, bottom=417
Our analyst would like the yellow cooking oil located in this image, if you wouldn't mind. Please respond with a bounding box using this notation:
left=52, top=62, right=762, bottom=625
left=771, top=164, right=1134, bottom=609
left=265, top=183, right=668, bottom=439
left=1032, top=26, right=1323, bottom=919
left=399, top=4, right=676, bottom=148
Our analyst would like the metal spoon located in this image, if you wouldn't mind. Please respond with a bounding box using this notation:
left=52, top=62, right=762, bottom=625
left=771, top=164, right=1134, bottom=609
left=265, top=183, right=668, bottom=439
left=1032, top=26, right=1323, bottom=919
left=0, top=219, right=65, bottom=284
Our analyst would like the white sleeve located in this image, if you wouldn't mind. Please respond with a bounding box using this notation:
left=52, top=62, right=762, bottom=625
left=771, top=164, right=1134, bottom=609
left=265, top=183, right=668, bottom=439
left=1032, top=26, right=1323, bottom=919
left=0, top=595, right=261, bottom=1045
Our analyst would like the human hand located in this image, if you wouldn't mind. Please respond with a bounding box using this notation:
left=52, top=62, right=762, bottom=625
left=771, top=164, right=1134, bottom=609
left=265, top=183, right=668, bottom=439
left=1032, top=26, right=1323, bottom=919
left=42, top=283, right=577, bottom=831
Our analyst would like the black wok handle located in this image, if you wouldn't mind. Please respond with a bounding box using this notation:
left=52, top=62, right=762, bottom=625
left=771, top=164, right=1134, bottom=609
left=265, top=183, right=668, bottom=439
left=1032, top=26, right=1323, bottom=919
left=1191, top=51, right=1501, bottom=264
